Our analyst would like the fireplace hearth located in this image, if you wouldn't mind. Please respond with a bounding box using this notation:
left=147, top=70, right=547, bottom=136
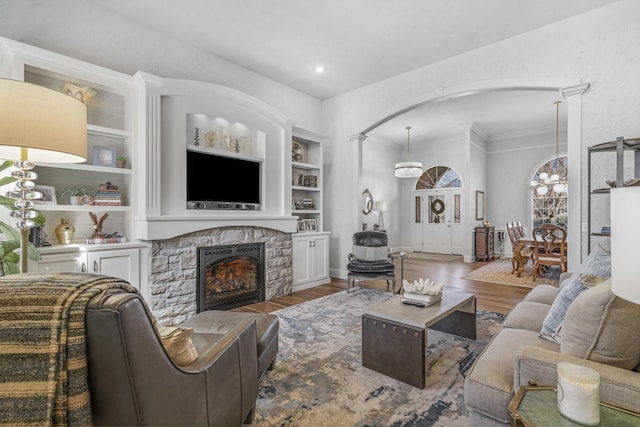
left=197, top=243, right=265, bottom=311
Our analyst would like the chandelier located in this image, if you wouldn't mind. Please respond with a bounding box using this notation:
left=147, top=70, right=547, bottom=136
left=395, top=126, right=422, bottom=178
left=531, top=101, right=567, bottom=195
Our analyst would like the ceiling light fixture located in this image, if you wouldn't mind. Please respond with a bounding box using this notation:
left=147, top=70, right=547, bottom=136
left=531, top=101, right=566, bottom=195
left=314, top=65, right=326, bottom=73
left=395, top=126, right=422, bottom=178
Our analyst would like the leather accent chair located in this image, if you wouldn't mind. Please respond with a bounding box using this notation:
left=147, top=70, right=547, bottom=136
left=346, top=230, right=397, bottom=293
left=85, top=289, right=258, bottom=426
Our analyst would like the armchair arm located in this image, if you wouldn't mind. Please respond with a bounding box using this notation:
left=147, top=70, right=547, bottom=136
left=185, top=318, right=257, bottom=373
left=514, top=345, right=640, bottom=413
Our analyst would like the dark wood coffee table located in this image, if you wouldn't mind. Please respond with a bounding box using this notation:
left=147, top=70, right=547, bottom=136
left=362, top=289, right=476, bottom=388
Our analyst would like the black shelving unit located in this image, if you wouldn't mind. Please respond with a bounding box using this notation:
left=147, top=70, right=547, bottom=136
left=587, top=136, right=640, bottom=252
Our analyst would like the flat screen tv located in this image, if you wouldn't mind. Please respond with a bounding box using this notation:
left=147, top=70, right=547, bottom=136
left=186, top=149, right=261, bottom=210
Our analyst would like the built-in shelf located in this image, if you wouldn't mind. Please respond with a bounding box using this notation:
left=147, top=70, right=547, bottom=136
left=35, top=162, right=132, bottom=174
left=35, top=205, right=130, bottom=212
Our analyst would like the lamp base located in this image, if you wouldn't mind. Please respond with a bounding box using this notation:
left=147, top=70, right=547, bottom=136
left=21, top=228, right=28, bottom=273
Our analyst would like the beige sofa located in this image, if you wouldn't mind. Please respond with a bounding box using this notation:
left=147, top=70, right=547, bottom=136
left=464, top=277, right=640, bottom=426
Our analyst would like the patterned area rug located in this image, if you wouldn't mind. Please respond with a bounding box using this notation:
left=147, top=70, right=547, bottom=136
left=461, top=258, right=560, bottom=288
left=254, top=289, right=505, bottom=426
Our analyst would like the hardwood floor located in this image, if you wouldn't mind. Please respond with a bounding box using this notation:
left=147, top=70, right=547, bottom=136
left=233, top=257, right=531, bottom=315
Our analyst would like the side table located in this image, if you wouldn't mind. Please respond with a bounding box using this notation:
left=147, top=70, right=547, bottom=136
left=508, top=386, right=640, bottom=427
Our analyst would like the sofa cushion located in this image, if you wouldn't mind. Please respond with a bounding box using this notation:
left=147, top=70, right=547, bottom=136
left=523, top=284, right=558, bottom=305
left=540, top=274, right=608, bottom=343
left=559, top=244, right=611, bottom=290
left=464, top=328, right=559, bottom=424
left=502, top=301, right=550, bottom=332
left=561, top=280, right=640, bottom=370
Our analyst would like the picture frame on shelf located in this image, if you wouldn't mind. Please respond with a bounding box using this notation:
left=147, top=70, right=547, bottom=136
left=475, top=190, right=485, bottom=221
left=33, top=185, right=57, bottom=205
left=305, top=218, right=317, bottom=231
left=297, top=220, right=306, bottom=232
left=93, top=146, right=116, bottom=167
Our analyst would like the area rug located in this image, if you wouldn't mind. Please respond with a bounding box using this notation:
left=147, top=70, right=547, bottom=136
left=254, top=288, right=505, bottom=426
left=406, top=252, right=463, bottom=262
left=461, top=258, right=560, bottom=288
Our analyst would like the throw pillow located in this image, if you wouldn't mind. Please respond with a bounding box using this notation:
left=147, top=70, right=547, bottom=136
left=559, top=244, right=611, bottom=289
left=158, top=325, right=199, bottom=366
left=351, top=245, right=389, bottom=261
left=540, top=274, right=608, bottom=343
left=561, top=280, right=640, bottom=370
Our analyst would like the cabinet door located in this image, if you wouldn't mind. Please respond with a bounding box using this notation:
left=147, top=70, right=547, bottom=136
left=292, top=237, right=312, bottom=286
left=310, top=235, right=329, bottom=281
left=31, top=252, right=87, bottom=273
left=87, top=249, right=140, bottom=287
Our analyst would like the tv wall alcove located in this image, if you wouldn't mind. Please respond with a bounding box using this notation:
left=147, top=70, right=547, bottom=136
left=135, top=72, right=298, bottom=240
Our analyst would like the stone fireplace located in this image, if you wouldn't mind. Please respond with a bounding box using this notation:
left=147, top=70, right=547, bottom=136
left=196, top=243, right=265, bottom=311
left=149, top=226, right=292, bottom=324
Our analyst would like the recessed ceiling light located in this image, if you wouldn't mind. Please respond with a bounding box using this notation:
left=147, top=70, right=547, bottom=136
left=314, top=65, right=326, bottom=73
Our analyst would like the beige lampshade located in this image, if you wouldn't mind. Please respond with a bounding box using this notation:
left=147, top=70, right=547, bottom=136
left=610, top=187, right=640, bottom=304
left=0, top=78, right=87, bottom=163
left=375, top=201, right=387, bottom=212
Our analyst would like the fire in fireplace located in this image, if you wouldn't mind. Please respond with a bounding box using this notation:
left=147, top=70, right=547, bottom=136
left=197, top=243, right=265, bottom=311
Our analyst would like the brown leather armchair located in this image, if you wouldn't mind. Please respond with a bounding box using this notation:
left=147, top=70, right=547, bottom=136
left=85, top=289, right=258, bottom=426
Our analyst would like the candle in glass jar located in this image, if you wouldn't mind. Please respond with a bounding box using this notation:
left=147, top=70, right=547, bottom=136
left=557, top=362, right=600, bottom=425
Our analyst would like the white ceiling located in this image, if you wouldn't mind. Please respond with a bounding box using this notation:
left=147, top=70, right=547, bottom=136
left=87, top=0, right=615, bottom=140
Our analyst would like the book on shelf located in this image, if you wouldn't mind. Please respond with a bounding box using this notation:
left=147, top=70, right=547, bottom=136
left=402, top=292, right=442, bottom=305
left=93, top=201, right=122, bottom=206
left=85, top=237, right=127, bottom=244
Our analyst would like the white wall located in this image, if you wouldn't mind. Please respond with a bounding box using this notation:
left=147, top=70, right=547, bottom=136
left=487, top=130, right=568, bottom=240
left=322, top=0, right=640, bottom=275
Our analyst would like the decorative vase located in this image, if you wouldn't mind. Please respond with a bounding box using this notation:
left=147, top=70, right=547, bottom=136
left=55, top=218, right=75, bottom=245
left=70, top=196, right=80, bottom=205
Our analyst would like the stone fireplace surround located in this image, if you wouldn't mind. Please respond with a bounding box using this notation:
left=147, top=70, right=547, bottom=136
left=149, top=226, right=292, bottom=324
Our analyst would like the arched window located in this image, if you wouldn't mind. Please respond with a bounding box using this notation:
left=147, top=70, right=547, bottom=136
left=531, top=156, right=568, bottom=228
left=416, top=166, right=462, bottom=190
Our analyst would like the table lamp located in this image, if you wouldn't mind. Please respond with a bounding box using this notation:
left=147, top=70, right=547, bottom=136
left=375, top=201, right=387, bottom=231
left=0, top=78, right=87, bottom=272
left=610, top=186, right=640, bottom=304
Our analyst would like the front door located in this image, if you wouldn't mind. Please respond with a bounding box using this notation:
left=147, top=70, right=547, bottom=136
left=412, top=189, right=463, bottom=254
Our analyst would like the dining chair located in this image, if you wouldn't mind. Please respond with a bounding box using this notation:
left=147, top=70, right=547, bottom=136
left=507, top=222, right=531, bottom=274
left=531, top=223, right=567, bottom=280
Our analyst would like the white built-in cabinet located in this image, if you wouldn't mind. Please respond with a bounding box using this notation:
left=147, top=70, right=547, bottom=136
left=292, top=232, right=330, bottom=290
left=290, top=127, right=330, bottom=290
left=0, top=37, right=146, bottom=287
left=28, top=247, right=140, bottom=288
left=1, top=37, right=331, bottom=295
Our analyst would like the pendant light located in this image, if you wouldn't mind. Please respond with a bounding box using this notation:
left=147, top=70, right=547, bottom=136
left=531, top=101, right=566, bottom=195
left=395, top=126, right=422, bottom=178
